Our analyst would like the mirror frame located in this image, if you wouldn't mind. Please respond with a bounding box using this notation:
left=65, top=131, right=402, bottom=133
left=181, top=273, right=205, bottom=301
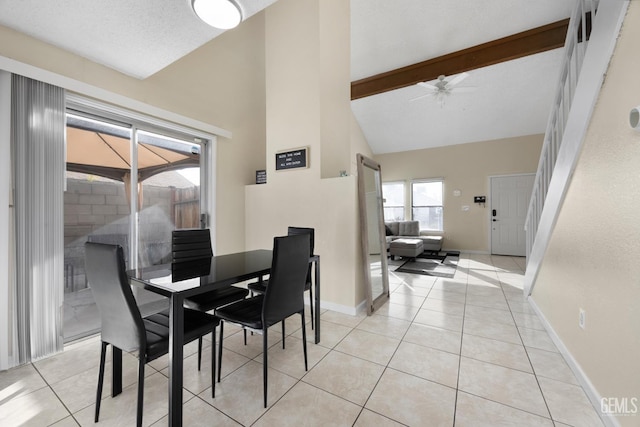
left=356, top=153, right=390, bottom=315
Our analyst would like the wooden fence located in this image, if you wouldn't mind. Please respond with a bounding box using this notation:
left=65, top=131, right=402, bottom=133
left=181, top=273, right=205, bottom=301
left=172, top=186, right=200, bottom=229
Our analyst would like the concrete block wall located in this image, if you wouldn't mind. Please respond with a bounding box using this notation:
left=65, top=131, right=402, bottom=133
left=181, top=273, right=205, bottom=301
left=64, top=179, right=177, bottom=292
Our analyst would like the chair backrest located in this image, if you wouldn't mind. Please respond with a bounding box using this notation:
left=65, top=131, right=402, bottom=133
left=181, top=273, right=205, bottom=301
left=262, top=234, right=310, bottom=327
left=84, top=242, right=146, bottom=352
left=287, top=226, right=314, bottom=284
left=172, top=229, right=213, bottom=263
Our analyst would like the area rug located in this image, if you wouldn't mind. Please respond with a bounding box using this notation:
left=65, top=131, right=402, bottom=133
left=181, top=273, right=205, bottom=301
left=395, top=252, right=460, bottom=278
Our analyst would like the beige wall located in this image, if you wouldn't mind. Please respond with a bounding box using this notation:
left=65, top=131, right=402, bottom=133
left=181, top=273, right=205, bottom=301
left=350, top=113, right=373, bottom=174
left=374, top=135, right=543, bottom=252
left=319, top=0, right=352, bottom=178
left=245, top=0, right=366, bottom=312
left=531, top=3, right=640, bottom=424
left=1, top=0, right=370, bottom=313
left=0, top=14, right=267, bottom=255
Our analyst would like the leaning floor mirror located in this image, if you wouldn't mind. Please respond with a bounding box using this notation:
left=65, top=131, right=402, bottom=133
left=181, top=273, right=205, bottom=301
left=356, top=154, right=390, bottom=315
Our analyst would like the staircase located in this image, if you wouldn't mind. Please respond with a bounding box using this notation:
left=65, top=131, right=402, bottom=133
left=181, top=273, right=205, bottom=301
left=524, top=0, right=628, bottom=295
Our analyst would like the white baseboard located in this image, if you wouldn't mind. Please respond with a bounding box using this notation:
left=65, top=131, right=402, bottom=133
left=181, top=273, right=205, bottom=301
left=527, top=297, right=620, bottom=427
left=312, top=299, right=366, bottom=316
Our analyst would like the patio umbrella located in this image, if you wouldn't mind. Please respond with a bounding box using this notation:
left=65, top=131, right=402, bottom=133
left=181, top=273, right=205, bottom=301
left=66, top=121, right=200, bottom=210
left=65, top=126, right=200, bottom=183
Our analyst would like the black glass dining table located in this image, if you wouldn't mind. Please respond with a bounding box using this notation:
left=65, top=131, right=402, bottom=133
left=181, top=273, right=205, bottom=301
left=125, top=249, right=320, bottom=426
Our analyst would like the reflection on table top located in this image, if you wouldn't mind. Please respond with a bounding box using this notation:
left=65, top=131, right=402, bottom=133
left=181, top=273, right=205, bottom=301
left=128, top=249, right=273, bottom=296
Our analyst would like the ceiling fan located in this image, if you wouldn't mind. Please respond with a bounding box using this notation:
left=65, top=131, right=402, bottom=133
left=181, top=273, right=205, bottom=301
left=410, top=72, right=476, bottom=105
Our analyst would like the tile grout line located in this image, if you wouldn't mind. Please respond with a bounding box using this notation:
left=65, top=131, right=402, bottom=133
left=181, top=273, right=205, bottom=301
left=456, top=256, right=556, bottom=424
left=452, top=256, right=472, bottom=427
left=492, top=256, right=556, bottom=423
left=31, top=361, right=77, bottom=426
left=353, top=286, right=426, bottom=427
left=4, top=255, right=597, bottom=426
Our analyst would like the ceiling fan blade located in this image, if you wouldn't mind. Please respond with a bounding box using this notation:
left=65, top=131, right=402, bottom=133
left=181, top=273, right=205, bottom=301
left=417, top=82, right=438, bottom=91
left=444, top=72, right=469, bottom=89
left=450, top=86, right=476, bottom=93
left=409, top=92, right=436, bottom=102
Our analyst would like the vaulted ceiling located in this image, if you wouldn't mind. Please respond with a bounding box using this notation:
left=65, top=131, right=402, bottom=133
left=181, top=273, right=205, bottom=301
left=0, top=0, right=576, bottom=154
left=350, top=0, right=575, bottom=154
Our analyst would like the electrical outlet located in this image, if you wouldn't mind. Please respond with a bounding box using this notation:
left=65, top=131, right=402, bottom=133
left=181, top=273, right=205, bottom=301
left=579, top=308, right=586, bottom=329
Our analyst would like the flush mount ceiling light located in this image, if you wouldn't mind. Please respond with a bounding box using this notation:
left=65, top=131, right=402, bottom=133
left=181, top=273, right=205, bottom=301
left=192, top=0, right=242, bottom=30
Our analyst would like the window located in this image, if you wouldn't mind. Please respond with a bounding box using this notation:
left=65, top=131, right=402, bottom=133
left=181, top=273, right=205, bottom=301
left=63, top=100, right=212, bottom=343
left=382, top=182, right=405, bottom=221
left=412, top=180, right=443, bottom=231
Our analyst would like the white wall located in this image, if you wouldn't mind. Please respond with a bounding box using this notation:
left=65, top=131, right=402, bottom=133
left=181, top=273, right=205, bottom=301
left=245, top=0, right=366, bottom=312
left=0, top=14, right=267, bottom=367
left=531, top=3, right=640, bottom=425
left=0, top=0, right=373, bottom=333
left=0, top=16, right=267, bottom=255
left=375, top=134, right=543, bottom=252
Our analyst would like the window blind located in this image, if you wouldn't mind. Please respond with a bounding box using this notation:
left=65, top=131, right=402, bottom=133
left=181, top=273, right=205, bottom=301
left=11, top=74, right=65, bottom=363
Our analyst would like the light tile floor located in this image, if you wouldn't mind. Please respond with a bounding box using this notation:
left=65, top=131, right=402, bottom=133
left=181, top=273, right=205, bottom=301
left=0, top=254, right=606, bottom=426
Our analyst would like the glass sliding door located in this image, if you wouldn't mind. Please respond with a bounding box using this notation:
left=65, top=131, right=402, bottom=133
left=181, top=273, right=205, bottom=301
left=63, top=114, right=132, bottom=342
left=136, top=130, right=202, bottom=269
left=63, top=113, right=208, bottom=343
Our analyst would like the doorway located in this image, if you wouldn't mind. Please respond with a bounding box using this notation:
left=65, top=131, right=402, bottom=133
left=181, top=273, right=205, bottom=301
left=63, top=113, right=208, bottom=342
left=490, top=174, right=534, bottom=256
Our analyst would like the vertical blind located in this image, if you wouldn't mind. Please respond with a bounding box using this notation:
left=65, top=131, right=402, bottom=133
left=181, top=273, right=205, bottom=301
left=11, top=75, right=65, bottom=363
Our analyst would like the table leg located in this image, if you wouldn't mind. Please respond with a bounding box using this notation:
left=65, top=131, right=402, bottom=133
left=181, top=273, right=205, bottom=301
left=168, top=294, right=184, bottom=426
left=314, top=257, right=320, bottom=344
left=112, top=347, right=122, bottom=397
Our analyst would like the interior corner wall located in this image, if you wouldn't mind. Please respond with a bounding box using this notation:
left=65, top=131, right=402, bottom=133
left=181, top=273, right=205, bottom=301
left=245, top=0, right=362, bottom=312
left=149, top=16, right=267, bottom=254
left=374, top=134, right=543, bottom=252
left=531, top=3, right=640, bottom=424
left=0, top=14, right=267, bottom=255
left=350, top=112, right=373, bottom=175
left=319, top=0, right=351, bottom=179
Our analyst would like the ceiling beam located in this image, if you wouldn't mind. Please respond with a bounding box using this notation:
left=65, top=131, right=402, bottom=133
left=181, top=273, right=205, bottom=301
left=351, top=18, right=570, bottom=100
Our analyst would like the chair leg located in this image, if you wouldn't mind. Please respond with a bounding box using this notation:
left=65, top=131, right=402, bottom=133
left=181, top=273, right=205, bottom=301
left=94, top=341, right=108, bottom=423
left=112, top=346, right=122, bottom=397
left=249, top=291, right=254, bottom=338
left=301, top=311, right=308, bottom=371
left=309, top=287, right=314, bottom=330
left=211, top=327, right=216, bottom=398
left=263, top=327, right=268, bottom=408
left=243, top=328, right=247, bottom=345
left=217, top=321, right=224, bottom=383
left=282, top=321, right=285, bottom=349
left=136, top=357, right=145, bottom=427
left=197, top=337, right=203, bottom=371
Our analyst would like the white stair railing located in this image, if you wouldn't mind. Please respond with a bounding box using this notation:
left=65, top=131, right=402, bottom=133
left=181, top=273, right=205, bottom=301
left=524, top=0, right=598, bottom=260
left=524, top=0, right=629, bottom=296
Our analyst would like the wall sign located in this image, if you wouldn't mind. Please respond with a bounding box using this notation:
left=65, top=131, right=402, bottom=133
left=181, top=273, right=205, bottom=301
left=256, top=170, right=266, bottom=184
left=275, top=147, right=308, bottom=171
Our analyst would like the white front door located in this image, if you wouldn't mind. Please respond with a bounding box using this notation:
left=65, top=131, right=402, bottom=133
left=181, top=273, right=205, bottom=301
left=490, top=174, right=534, bottom=256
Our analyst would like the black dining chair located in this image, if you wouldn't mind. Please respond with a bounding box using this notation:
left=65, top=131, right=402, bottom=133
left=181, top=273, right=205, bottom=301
left=171, top=228, right=213, bottom=262
left=247, top=226, right=315, bottom=341
left=85, top=242, right=219, bottom=427
left=172, top=229, right=249, bottom=367
left=216, top=234, right=310, bottom=408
